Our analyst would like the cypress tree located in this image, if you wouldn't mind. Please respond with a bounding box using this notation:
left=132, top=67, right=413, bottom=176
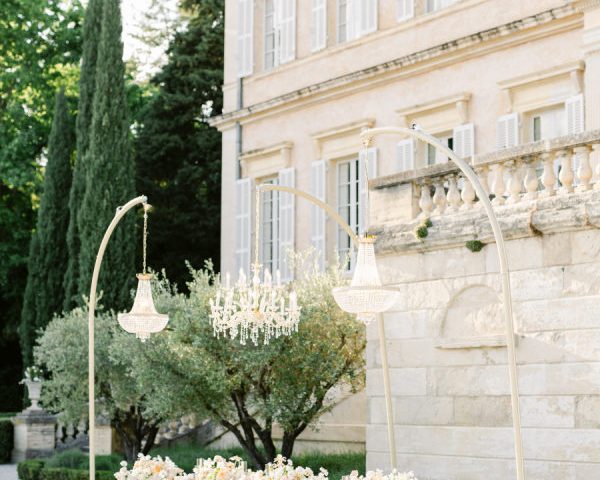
left=20, top=89, right=74, bottom=365
left=63, top=0, right=103, bottom=311
left=78, top=0, right=136, bottom=310
left=135, top=0, right=223, bottom=288
left=19, top=235, right=41, bottom=367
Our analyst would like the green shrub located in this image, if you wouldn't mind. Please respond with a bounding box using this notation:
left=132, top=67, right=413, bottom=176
left=17, top=459, right=45, bottom=480
left=44, top=449, right=87, bottom=469
left=0, top=418, right=13, bottom=463
left=40, top=468, right=114, bottom=480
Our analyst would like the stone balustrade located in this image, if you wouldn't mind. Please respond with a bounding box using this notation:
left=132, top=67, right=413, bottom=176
left=371, top=130, right=600, bottom=221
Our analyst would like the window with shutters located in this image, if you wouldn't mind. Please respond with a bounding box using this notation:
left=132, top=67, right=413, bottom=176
left=260, top=177, right=279, bottom=273
left=524, top=106, right=566, bottom=143
left=397, top=139, right=415, bottom=171
left=566, top=94, right=584, bottom=135
left=311, top=160, right=327, bottom=271
left=264, top=0, right=276, bottom=69
left=337, top=0, right=377, bottom=44
left=235, top=178, right=252, bottom=275
left=337, top=158, right=360, bottom=270
left=311, top=0, right=327, bottom=52
left=263, top=0, right=296, bottom=69
left=424, top=132, right=453, bottom=166
left=453, top=123, right=474, bottom=159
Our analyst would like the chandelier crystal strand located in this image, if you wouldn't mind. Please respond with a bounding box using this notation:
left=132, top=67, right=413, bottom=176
left=209, top=185, right=301, bottom=345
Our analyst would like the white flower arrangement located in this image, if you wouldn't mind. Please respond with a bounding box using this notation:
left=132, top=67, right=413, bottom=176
left=342, top=470, right=418, bottom=480
left=113, top=453, right=417, bottom=480
left=21, top=366, right=43, bottom=383
left=114, top=454, right=192, bottom=480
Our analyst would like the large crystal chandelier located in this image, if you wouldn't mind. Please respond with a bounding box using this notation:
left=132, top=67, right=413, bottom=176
left=332, top=237, right=399, bottom=324
left=209, top=187, right=301, bottom=345
left=118, top=204, right=169, bottom=341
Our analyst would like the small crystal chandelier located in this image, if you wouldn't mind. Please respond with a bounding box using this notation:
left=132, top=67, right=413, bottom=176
left=332, top=236, right=399, bottom=323
left=118, top=203, right=169, bottom=341
left=209, top=187, right=301, bottom=345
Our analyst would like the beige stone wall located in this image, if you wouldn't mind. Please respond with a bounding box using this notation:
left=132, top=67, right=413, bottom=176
left=213, top=0, right=600, bottom=465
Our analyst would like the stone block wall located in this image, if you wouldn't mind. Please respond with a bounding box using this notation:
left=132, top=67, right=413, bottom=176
left=367, top=208, right=600, bottom=478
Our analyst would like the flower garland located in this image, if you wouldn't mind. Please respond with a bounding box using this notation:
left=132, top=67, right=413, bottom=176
left=113, top=454, right=418, bottom=480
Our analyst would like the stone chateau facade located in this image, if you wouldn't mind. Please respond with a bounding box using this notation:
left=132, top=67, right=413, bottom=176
left=211, top=0, right=600, bottom=477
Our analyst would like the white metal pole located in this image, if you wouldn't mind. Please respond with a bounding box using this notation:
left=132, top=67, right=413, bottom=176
left=88, top=195, right=147, bottom=480
left=377, top=314, right=397, bottom=470
left=360, top=127, right=525, bottom=480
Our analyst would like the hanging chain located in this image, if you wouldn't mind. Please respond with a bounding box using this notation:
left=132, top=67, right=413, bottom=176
left=143, top=204, right=149, bottom=274
left=254, top=186, right=260, bottom=267
left=361, top=136, right=373, bottom=237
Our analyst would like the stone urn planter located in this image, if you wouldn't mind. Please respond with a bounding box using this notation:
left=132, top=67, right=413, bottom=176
left=24, top=379, right=43, bottom=410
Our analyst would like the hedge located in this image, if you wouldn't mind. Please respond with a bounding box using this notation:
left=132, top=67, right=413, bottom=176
left=0, top=418, right=13, bottom=463
left=17, top=460, right=113, bottom=480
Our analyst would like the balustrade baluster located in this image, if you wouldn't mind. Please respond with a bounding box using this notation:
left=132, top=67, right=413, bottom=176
left=541, top=152, right=556, bottom=196
left=593, top=144, right=600, bottom=189
left=418, top=182, right=433, bottom=218
left=461, top=174, right=476, bottom=209
left=433, top=179, right=446, bottom=214
left=491, top=163, right=505, bottom=205
left=575, top=145, right=592, bottom=191
left=506, top=161, right=522, bottom=204
left=523, top=157, right=539, bottom=200
left=558, top=149, right=574, bottom=194
left=447, top=175, right=461, bottom=211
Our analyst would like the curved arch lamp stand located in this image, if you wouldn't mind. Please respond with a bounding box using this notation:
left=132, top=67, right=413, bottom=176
left=257, top=184, right=398, bottom=470
left=88, top=195, right=148, bottom=480
left=360, top=126, right=525, bottom=480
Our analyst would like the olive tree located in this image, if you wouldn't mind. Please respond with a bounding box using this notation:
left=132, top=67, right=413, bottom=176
left=34, top=304, right=165, bottom=462
left=119, top=267, right=366, bottom=469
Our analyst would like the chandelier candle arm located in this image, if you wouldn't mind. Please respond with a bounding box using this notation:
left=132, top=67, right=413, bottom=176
left=360, top=126, right=525, bottom=480
left=88, top=195, right=148, bottom=480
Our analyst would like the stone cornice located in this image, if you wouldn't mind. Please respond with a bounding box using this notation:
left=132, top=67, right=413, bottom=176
left=210, top=5, right=580, bottom=131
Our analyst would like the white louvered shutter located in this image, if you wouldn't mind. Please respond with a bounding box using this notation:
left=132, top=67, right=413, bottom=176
left=397, top=0, right=414, bottom=21
left=276, top=0, right=295, bottom=64
left=235, top=178, right=252, bottom=276
left=453, top=123, right=475, bottom=158
left=396, top=138, right=414, bottom=171
left=566, top=94, right=584, bottom=134
left=278, top=168, right=295, bottom=282
left=311, top=160, right=326, bottom=271
left=237, top=0, right=253, bottom=77
left=359, top=148, right=378, bottom=235
left=311, top=0, right=326, bottom=52
left=359, top=0, right=377, bottom=36
left=497, top=113, right=519, bottom=150
left=346, top=0, right=357, bottom=41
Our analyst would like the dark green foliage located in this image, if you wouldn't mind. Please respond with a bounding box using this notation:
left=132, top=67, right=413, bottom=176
left=0, top=0, right=82, bottom=411
left=64, top=0, right=104, bottom=311
left=0, top=418, right=13, bottom=463
left=135, top=0, right=223, bottom=288
left=17, top=459, right=45, bottom=480
left=465, top=239, right=484, bottom=253
left=20, top=235, right=41, bottom=367
left=415, top=225, right=428, bottom=239
left=78, top=0, right=136, bottom=310
left=424, top=218, right=433, bottom=228
left=44, top=449, right=122, bottom=472
left=20, top=90, right=74, bottom=365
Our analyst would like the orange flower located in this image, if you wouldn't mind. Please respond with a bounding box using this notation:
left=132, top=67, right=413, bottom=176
left=153, top=464, right=163, bottom=474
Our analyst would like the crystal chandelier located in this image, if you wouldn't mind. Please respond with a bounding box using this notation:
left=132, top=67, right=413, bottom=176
left=332, top=236, right=399, bottom=323
left=118, top=204, right=169, bottom=341
left=209, top=187, right=301, bottom=345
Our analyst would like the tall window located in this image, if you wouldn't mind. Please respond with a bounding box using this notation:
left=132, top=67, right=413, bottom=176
left=337, top=0, right=349, bottom=43
left=337, top=159, right=360, bottom=269
left=337, top=0, right=377, bottom=44
left=426, top=0, right=457, bottom=13
left=261, top=178, right=279, bottom=273
left=264, top=0, right=276, bottom=69
left=526, top=106, right=566, bottom=143
left=427, top=133, right=453, bottom=165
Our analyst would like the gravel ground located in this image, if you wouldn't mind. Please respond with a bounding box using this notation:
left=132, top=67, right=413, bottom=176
left=0, top=464, right=18, bottom=480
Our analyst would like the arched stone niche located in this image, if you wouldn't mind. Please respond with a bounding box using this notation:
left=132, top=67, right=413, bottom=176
left=436, top=284, right=507, bottom=349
